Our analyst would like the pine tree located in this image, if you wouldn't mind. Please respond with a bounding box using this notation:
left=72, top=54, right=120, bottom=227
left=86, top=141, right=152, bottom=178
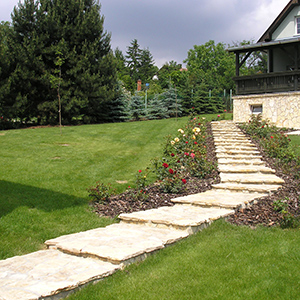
left=139, top=48, right=157, bottom=83
left=127, top=93, right=144, bottom=121
left=4, top=0, right=118, bottom=125
left=125, top=39, right=142, bottom=84
left=161, top=85, right=182, bottom=118
left=146, top=94, right=168, bottom=119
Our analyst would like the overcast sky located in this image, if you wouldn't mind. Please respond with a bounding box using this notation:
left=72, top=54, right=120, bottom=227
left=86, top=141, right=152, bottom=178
left=0, top=0, right=288, bottom=67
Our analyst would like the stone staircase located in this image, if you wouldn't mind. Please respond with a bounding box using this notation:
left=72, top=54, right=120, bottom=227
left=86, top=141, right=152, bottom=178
left=0, top=121, right=284, bottom=300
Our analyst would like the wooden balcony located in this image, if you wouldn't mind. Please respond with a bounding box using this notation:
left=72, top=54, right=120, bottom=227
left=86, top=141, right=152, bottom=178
left=234, top=70, right=300, bottom=95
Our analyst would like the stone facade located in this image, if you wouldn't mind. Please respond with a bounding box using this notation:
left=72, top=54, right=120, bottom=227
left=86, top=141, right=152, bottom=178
left=233, top=92, right=300, bottom=129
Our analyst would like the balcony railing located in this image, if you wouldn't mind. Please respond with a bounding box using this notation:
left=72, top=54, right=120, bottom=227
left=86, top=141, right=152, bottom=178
left=234, top=70, right=300, bottom=95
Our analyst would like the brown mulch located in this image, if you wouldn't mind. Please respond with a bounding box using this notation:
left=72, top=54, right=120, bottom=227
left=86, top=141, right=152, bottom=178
left=92, top=123, right=300, bottom=227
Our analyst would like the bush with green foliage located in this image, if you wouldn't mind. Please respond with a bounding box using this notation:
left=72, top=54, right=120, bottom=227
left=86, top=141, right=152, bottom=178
left=152, top=113, right=216, bottom=192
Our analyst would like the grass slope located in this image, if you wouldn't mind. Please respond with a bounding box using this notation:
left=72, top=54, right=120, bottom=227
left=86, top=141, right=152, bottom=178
left=0, top=117, right=191, bottom=259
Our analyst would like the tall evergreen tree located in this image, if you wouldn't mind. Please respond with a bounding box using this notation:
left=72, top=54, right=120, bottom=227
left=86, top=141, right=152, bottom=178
left=125, top=39, right=142, bottom=84
left=139, top=48, right=157, bottom=83
left=1, top=0, right=118, bottom=125
left=146, top=94, right=167, bottom=120
left=161, top=85, right=182, bottom=118
left=127, top=93, right=144, bottom=121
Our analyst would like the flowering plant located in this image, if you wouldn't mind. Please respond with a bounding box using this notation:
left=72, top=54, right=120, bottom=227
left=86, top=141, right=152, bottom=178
left=152, top=113, right=216, bottom=193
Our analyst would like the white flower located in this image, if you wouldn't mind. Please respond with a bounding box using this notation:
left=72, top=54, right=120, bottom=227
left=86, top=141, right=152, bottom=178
left=178, top=129, right=184, bottom=134
left=193, top=127, right=200, bottom=133
left=174, top=137, right=180, bottom=142
left=171, top=140, right=175, bottom=145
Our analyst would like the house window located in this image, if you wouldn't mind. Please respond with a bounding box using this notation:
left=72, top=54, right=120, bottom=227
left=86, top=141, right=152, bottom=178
left=250, top=104, right=262, bottom=114
left=296, top=17, right=300, bottom=35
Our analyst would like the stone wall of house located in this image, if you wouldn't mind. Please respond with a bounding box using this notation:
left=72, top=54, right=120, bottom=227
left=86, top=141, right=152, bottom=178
left=233, top=92, right=300, bottom=129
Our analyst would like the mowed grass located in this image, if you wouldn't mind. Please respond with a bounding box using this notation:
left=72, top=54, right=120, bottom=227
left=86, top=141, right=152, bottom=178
left=1, top=113, right=300, bottom=299
left=0, top=117, right=193, bottom=259
left=67, top=220, right=300, bottom=300
left=289, top=135, right=300, bottom=156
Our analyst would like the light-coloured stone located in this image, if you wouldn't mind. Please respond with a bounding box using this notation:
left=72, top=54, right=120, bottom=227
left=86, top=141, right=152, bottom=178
left=220, top=173, right=285, bottom=185
left=212, top=183, right=282, bottom=193
left=45, top=223, right=189, bottom=265
left=233, top=92, right=300, bottom=129
left=0, top=250, right=120, bottom=300
left=119, top=205, right=234, bottom=234
left=172, top=190, right=267, bottom=209
left=217, top=158, right=265, bottom=165
left=218, top=165, right=275, bottom=174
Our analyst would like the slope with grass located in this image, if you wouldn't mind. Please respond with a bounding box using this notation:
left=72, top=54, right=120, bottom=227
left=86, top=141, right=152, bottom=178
left=1, top=115, right=224, bottom=259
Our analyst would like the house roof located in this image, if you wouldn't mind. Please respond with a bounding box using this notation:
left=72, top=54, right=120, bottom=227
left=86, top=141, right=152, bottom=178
left=228, top=0, right=300, bottom=53
left=228, top=36, right=300, bottom=53
left=258, top=0, right=300, bottom=42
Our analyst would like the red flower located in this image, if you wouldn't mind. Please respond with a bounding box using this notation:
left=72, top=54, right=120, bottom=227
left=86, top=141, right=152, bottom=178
left=194, top=142, right=198, bottom=145
left=271, top=136, right=274, bottom=139
left=184, top=152, right=189, bottom=156
left=169, top=168, right=174, bottom=174
left=163, top=163, right=169, bottom=168
left=138, top=170, right=142, bottom=173
left=182, top=179, right=187, bottom=184
left=185, top=141, right=188, bottom=144
left=171, top=153, right=175, bottom=157
left=224, top=109, right=227, bottom=112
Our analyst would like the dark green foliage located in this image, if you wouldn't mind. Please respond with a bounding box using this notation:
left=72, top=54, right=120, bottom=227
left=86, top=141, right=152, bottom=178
left=124, top=39, right=157, bottom=93
left=146, top=94, right=168, bottom=120
left=160, top=85, right=182, bottom=118
left=126, top=93, right=145, bottom=121
left=0, top=0, right=118, bottom=126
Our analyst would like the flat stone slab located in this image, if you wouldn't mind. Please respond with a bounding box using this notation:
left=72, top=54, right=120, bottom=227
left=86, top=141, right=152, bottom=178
left=218, top=165, right=275, bottom=174
left=215, top=149, right=260, bottom=155
left=212, top=183, right=282, bottom=193
left=216, top=146, right=257, bottom=151
left=216, top=153, right=262, bottom=159
left=217, top=158, right=265, bottom=165
left=220, top=173, right=285, bottom=184
left=0, top=249, right=120, bottom=300
left=172, top=190, right=267, bottom=209
left=119, top=205, right=234, bottom=234
left=45, top=223, right=189, bottom=265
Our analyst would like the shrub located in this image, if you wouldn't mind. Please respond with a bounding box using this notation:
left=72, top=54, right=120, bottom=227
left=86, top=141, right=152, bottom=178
left=152, top=113, right=216, bottom=192
left=87, top=182, right=115, bottom=204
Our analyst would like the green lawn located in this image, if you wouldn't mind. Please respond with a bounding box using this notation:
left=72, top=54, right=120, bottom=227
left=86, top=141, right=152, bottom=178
left=289, top=135, right=300, bottom=157
left=67, top=220, right=300, bottom=300
left=2, top=113, right=300, bottom=300
left=0, top=117, right=192, bottom=259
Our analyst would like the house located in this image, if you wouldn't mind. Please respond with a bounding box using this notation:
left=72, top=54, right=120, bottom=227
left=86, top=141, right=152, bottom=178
left=228, top=0, right=300, bottom=129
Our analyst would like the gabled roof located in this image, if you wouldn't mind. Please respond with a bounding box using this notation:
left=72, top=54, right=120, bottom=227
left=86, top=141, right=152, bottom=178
left=258, top=0, right=300, bottom=42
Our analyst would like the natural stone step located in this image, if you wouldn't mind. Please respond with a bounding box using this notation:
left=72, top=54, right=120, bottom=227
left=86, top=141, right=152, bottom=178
left=216, top=153, right=262, bottom=159
left=45, top=223, right=189, bottom=266
left=215, top=145, right=257, bottom=151
left=214, top=136, right=249, bottom=140
left=212, top=183, right=282, bottom=193
left=119, top=205, right=234, bottom=234
left=218, top=165, right=275, bottom=174
left=171, top=190, right=267, bottom=209
left=220, top=173, right=285, bottom=185
left=217, top=158, right=265, bottom=165
left=215, top=149, right=260, bottom=155
left=0, top=249, right=120, bottom=300
left=214, top=140, right=253, bottom=145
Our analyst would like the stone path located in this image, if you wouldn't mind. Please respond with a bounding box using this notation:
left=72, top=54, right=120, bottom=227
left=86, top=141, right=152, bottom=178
left=0, top=121, right=285, bottom=300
